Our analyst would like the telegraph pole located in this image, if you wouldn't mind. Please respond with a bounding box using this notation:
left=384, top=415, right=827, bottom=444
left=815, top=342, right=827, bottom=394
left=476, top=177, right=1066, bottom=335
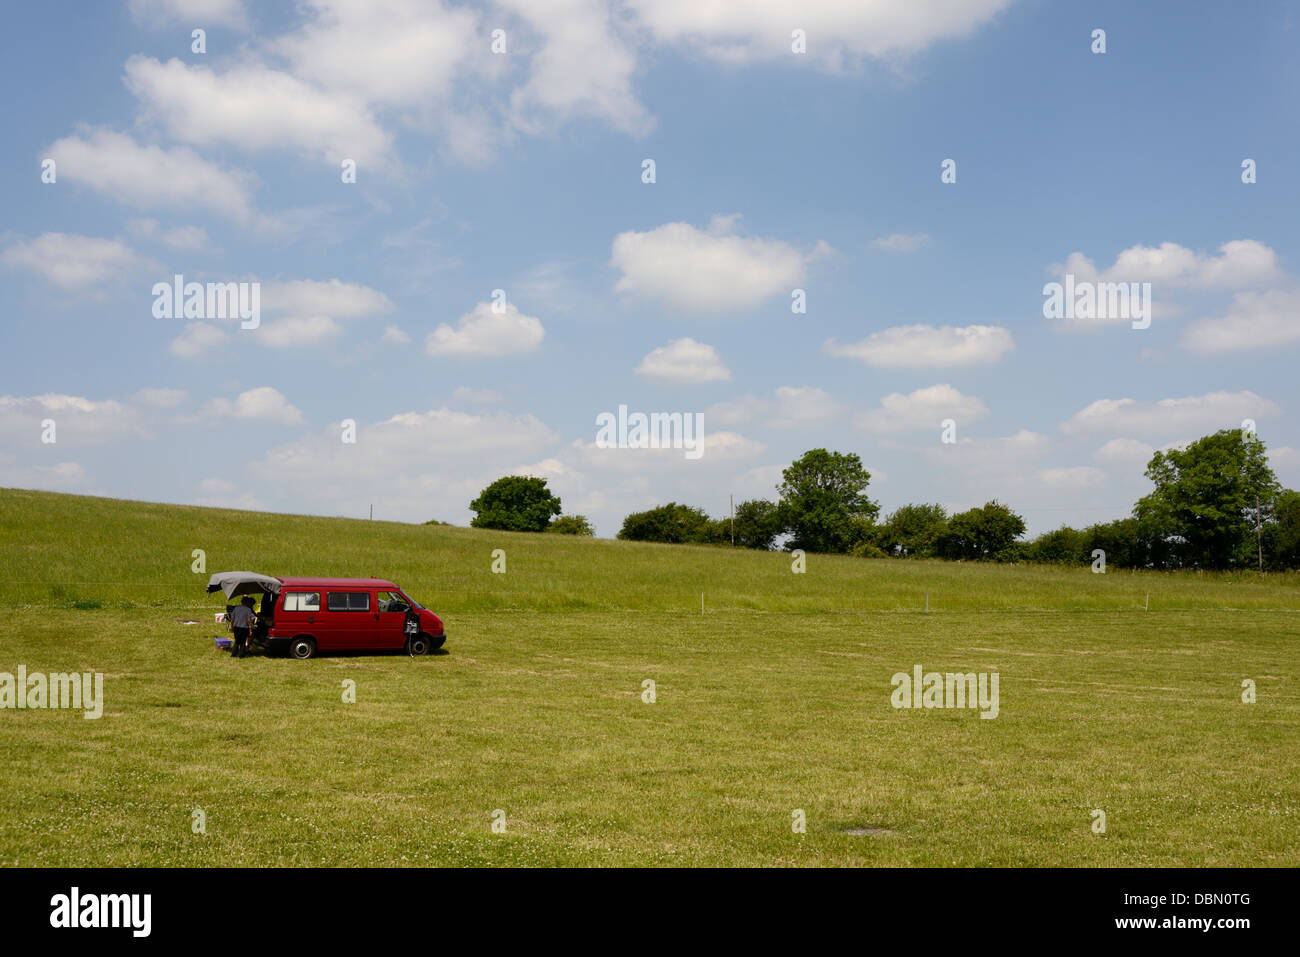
left=730, top=494, right=735, bottom=546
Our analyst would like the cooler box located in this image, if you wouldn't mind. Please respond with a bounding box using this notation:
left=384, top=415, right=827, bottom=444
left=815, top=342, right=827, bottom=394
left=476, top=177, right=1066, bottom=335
left=215, top=636, right=233, bottom=651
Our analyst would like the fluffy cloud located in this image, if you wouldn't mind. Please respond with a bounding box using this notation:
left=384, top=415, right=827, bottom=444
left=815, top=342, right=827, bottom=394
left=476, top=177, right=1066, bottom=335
left=169, top=322, right=230, bottom=358
left=275, top=0, right=477, bottom=107
left=856, top=384, right=989, bottom=433
left=1094, top=438, right=1156, bottom=463
left=203, top=386, right=304, bottom=425
left=825, top=324, right=1013, bottom=368
left=425, top=301, right=545, bottom=358
left=635, top=338, right=730, bottom=383
left=381, top=325, right=411, bottom=344
left=1058, top=239, right=1280, bottom=289
left=611, top=215, right=829, bottom=312
left=2, top=233, right=154, bottom=287
left=1062, top=391, right=1280, bottom=436
left=47, top=129, right=260, bottom=223
left=1181, top=288, right=1300, bottom=354
left=500, top=0, right=652, bottom=135
left=124, top=56, right=391, bottom=167
left=0, top=394, right=142, bottom=445
left=625, top=0, right=1013, bottom=66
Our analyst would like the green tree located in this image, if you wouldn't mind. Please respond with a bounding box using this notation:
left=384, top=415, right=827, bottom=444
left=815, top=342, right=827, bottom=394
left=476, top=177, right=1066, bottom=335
left=731, top=499, right=783, bottom=549
left=469, top=476, right=562, bottom=532
left=937, top=501, right=1026, bottom=561
left=1264, top=489, right=1300, bottom=570
left=1134, top=429, right=1279, bottom=569
left=776, top=449, right=879, bottom=554
left=618, top=503, right=715, bottom=543
left=1025, top=525, right=1089, bottom=565
left=877, top=503, right=949, bottom=558
left=547, top=514, right=594, bottom=536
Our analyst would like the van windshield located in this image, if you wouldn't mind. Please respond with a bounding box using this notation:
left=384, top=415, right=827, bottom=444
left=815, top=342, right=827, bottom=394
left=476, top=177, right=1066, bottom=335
left=398, top=590, right=424, bottom=610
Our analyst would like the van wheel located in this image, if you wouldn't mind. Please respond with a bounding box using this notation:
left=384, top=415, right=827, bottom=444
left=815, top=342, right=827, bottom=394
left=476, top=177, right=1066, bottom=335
left=288, top=637, right=316, bottom=660
left=406, top=633, right=430, bottom=656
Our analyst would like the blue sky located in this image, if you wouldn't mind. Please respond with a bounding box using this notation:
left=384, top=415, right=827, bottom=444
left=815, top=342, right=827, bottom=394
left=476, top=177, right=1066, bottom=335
left=2, top=0, right=1298, bottom=536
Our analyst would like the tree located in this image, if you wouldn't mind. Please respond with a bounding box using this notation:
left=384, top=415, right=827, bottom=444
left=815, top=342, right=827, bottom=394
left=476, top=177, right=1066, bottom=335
left=936, top=501, right=1026, bottom=561
left=1025, top=525, right=1089, bottom=565
left=618, top=503, right=715, bottom=543
left=1134, top=429, right=1279, bottom=569
left=1264, top=489, right=1300, bottom=570
left=547, top=514, right=594, bottom=536
left=877, top=503, right=949, bottom=558
left=732, top=499, right=783, bottom=549
left=776, top=449, right=879, bottom=554
left=469, top=476, right=562, bottom=532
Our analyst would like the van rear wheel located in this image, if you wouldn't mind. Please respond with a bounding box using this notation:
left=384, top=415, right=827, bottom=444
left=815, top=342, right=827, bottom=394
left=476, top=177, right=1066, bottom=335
left=288, top=637, right=316, bottom=660
left=406, top=633, right=430, bottom=656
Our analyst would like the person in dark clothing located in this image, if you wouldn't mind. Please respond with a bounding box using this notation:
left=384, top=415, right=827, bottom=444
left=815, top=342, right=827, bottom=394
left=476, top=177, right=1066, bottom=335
left=229, top=595, right=256, bottom=658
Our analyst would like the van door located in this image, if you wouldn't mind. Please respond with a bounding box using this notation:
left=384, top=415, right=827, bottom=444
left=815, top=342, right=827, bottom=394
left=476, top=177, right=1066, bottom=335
left=375, top=589, right=412, bottom=650
left=325, top=590, right=371, bottom=649
left=277, top=589, right=322, bottom=642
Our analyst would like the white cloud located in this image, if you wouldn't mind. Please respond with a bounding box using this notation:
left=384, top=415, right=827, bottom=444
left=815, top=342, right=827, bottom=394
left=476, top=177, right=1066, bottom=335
left=129, top=0, right=248, bottom=29
left=611, top=215, right=829, bottom=312
left=47, top=129, right=261, bottom=223
left=1094, top=438, right=1155, bottom=464
left=1038, top=466, right=1107, bottom=489
left=1058, top=239, right=1281, bottom=289
left=425, top=301, right=545, bottom=358
left=169, top=322, right=230, bottom=358
left=0, top=394, right=142, bottom=445
left=124, top=56, right=391, bottom=168
left=707, top=386, right=838, bottom=429
left=856, top=384, right=989, bottom=433
left=2, top=233, right=154, bottom=288
left=625, top=0, right=1013, bottom=66
left=203, top=386, right=304, bottom=425
left=1181, top=288, right=1300, bottom=354
left=261, top=278, right=394, bottom=319
left=256, top=316, right=342, bottom=347
left=1062, top=391, right=1280, bottom=436
left=275, top=0, right=477, bottom=108
left=381, top=324, right=411, bottom=344
left=870, top=232, right=929, bottom=252
left=825, top=324, right=1014, bottom=368
left=635, top=338, right=730, bottom=383
left=499, top=0, right=653, bottom=136
left=0, top=458, right=92, bottom=493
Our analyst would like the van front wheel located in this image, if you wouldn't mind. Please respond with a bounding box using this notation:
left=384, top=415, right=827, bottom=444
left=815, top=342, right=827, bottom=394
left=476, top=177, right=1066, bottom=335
left=406, top=634, right=430, bottom=656
left=288, top=637, right=316, bottom=660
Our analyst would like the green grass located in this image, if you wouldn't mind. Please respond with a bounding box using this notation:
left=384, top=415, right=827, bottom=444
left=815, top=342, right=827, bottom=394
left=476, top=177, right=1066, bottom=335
left=1, top=487, right=1297, bottom=866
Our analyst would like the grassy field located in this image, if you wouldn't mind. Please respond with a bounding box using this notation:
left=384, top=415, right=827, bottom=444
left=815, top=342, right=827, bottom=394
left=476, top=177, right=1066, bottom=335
left=1, top=487, right=1297, bottom=866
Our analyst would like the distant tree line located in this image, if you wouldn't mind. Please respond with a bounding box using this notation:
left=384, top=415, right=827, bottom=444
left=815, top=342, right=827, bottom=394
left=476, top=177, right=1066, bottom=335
left=614, top=431, right=1300, bottom=572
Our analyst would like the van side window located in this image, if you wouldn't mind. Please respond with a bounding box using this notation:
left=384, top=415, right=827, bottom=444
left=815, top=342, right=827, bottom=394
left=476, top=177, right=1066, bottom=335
left=283, top=591, right=321, bottom=612
left=327, top=592, right=370, bottom=612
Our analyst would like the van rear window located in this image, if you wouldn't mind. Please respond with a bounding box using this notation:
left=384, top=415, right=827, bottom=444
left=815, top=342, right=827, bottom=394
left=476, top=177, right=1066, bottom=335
left=327, top=592, right=370, bottom=612
left=283, top=591, right=321, bottom=612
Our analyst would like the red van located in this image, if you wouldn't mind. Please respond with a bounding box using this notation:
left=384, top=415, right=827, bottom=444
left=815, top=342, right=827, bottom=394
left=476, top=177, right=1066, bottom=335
left=206, top=572, right=446, bottom=659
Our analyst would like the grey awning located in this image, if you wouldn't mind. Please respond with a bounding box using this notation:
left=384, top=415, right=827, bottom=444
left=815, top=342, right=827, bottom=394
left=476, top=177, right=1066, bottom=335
left=206, top=571, right=282, bottom=598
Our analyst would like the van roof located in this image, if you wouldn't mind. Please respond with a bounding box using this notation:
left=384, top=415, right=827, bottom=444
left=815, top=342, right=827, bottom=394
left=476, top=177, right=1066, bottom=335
left=278, top=577, right=399, bottom=589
